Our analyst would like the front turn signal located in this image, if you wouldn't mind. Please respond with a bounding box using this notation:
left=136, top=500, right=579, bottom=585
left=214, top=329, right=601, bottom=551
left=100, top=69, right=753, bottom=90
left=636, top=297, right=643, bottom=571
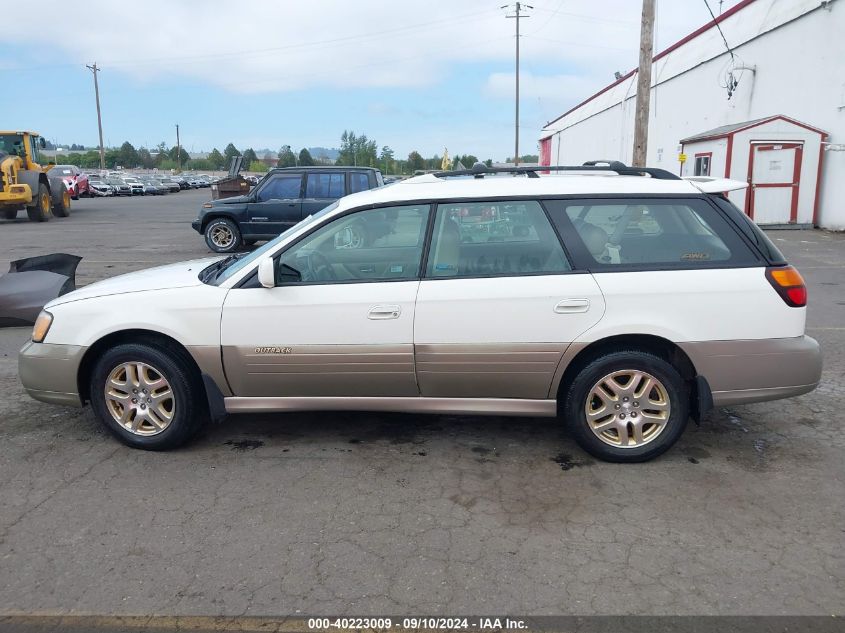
left=32, top=310, right=53, bottom=343
left=766, top=266, right=807, bottom=307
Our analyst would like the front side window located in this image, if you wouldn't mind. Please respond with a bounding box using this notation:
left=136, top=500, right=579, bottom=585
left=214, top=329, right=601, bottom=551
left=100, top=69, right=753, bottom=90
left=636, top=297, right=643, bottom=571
left=257, top=174, right=302, bottom=202
left=547, top=198, right=757, bottom=268
left=425, top=200, right=570, bottom=278
left=277, top=204, right=430, bottom=283
left=306, top=172, right=345, bottom=198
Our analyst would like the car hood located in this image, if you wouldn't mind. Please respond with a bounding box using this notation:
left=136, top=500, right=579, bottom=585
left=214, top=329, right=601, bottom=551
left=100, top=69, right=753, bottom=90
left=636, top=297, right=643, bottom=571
left=47, top=257, right=222, bottom=307
left=215, top=194, right=249, bottom=205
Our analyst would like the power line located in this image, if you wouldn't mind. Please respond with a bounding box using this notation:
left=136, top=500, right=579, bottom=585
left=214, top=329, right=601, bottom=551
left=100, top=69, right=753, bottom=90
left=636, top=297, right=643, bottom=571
left=703, top=0, right=735, bottom=61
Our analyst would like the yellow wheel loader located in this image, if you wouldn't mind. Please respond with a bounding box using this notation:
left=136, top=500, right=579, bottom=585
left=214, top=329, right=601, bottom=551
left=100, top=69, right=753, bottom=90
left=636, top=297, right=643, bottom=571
left=0, top=131, right=72, bottom=222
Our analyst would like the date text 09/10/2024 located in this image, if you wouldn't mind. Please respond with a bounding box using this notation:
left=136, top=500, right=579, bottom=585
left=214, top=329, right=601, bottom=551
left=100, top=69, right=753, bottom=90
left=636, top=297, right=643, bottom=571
left=306, top=617, right=528, bottom=630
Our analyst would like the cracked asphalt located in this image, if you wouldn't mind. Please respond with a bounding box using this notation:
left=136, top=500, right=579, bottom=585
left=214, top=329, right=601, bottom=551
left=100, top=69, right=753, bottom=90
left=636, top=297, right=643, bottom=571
left=0, top=192, right=843, bottom=616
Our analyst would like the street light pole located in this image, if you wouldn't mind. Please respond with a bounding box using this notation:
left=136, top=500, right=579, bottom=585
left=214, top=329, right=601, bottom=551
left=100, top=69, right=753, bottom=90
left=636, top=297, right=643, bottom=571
left=632, top=0, right=655, bottom=167
left=505, top=3, right=532, bottom=167
left=176, top=124, right=181, bottom=172
left=86, top=62, right=105, bottom=170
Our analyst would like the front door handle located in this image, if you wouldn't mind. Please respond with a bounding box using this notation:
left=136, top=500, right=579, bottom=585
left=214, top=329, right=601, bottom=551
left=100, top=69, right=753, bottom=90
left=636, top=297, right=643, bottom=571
left=368, top=305, right=401, bottom=320
left=554, top=298, right=590, bottom=314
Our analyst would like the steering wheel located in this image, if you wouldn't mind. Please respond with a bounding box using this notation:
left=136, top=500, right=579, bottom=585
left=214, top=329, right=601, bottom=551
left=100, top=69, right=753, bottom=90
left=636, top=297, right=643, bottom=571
left=305, top=250, right=337, bottom=281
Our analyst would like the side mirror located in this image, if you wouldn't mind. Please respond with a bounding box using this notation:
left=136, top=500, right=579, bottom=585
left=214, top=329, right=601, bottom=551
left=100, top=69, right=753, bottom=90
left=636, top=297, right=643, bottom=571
left=257, top=257, right=275, bottom=288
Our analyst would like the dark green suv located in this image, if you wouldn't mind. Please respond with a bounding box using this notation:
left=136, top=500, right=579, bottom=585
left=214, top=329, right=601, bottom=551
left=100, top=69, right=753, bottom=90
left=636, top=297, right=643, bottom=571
left=192, top=166, right=384, bottom=253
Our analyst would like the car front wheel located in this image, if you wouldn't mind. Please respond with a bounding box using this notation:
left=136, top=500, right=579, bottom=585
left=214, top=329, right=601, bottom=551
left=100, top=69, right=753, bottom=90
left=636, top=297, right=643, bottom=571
left=205, top=217, right=242, bottom=253
left=562, top=350, right=689, bottom=463
left=90, top=343, right=206, bottom=450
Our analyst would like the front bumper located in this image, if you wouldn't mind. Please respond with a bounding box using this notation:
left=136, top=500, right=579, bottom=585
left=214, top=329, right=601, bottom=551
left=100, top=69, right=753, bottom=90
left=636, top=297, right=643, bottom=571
left=191, top=219, right=202, bottom=234
left=19, top=340, right=86, bottom=407
left=680, top=336, right=822, bottom=407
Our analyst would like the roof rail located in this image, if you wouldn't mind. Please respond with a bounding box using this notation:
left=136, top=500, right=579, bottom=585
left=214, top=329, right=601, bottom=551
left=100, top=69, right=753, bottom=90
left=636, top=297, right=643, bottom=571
left=431, top=161, right=681, bottom=181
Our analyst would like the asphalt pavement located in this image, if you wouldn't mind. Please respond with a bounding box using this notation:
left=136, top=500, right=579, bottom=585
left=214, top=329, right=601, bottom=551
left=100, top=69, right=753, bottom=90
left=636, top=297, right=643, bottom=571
left=0, top=191, right=843, bottom=617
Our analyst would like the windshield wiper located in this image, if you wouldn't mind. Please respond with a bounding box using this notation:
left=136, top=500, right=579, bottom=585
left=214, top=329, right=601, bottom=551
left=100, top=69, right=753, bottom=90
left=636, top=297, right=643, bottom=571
left=201, top=253, right=246, bottom=283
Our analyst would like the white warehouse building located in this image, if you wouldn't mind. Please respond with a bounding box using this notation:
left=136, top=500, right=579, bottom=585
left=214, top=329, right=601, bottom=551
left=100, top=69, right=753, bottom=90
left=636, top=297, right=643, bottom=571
left=539, top=0, right=845, bottom=229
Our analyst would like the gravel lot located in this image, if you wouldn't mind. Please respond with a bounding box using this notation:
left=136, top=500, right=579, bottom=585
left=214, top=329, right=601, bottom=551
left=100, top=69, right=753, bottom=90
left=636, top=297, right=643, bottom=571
left=0, top=192, right=843, bottom=617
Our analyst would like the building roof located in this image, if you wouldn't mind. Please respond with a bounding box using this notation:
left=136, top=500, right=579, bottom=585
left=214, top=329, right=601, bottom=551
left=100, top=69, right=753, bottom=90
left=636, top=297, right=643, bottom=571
left=680, top=117, right=771, bottom=143
left=680, top=115, right=828, bottom=143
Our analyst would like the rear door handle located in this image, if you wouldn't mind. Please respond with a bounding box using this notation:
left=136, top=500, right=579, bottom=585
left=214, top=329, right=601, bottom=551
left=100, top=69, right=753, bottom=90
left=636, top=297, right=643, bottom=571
left=368, top=305, right=401, bottom=320
left=554, top=298, right=590, bottom=314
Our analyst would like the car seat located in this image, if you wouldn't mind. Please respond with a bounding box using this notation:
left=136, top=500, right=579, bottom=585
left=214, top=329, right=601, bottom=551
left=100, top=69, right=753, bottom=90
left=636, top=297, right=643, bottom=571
left=431, top=218, right=461, bottom=276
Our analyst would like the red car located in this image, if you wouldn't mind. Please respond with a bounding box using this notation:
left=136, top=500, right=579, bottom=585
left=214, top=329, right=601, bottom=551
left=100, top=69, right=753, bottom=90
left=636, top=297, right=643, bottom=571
left=47, top=165, right=90, bottom=199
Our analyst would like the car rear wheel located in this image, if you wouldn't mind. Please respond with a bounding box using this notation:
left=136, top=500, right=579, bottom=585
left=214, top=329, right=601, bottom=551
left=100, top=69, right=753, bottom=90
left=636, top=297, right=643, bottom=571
left=90, top=343, right=206, bottom=450
left=205, top=218, right=242, bottom=253
left=562, top=350, right=689, bottom=463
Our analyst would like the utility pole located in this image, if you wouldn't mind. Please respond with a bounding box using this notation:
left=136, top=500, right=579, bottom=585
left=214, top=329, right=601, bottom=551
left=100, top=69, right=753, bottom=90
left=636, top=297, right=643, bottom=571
left=632, top=0, right=655, bottom=167
left=86, top=63, right=105, bottom=170
left=505, top=2, right=531, bottom=166
left=175, top=124, right=181, bottom=172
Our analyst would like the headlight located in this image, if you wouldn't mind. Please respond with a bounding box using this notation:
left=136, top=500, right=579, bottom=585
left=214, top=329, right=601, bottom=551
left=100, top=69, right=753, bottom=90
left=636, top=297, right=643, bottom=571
left=32, top=310, right=53, bottom=343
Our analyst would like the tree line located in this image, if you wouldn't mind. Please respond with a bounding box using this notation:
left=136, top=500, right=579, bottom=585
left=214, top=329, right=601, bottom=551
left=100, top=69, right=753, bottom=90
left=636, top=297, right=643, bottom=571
left=57, top=132, right=510, bottom=175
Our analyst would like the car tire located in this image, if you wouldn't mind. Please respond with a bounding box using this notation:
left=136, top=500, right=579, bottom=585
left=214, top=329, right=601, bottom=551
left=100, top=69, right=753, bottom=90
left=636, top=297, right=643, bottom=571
left=71, top=186, right=79, bottom=201
left=562, top=350, right=689, bottom=463
left=90, top=342, right=207, bottom=450
left=205, top=217, right=242, bottom=253
left=53, top=188, right=71, bottom=217
left=27, top=183, right=53, bottom=222
left=2, top=208, right=18, bottom=220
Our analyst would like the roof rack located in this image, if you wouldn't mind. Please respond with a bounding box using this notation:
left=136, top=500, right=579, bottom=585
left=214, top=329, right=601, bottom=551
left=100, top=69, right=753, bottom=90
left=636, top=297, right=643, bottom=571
left=431, top=161, right=681, bottom=181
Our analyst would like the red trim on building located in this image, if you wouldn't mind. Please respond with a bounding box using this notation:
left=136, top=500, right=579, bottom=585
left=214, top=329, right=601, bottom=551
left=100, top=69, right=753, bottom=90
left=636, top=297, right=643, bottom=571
left=654, top=0, right=757, bottom=62
left=724, top=134, right=734, bottom=178
left=543, top=0, right=759, bottom=129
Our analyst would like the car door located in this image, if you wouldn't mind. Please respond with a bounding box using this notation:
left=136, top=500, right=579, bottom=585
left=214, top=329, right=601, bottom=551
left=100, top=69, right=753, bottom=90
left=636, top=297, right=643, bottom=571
left=220, top=203, right=432, bottom=398
left=414, top=199, right=606, bottom=400
left=301, top=171, right=345, bottom=217
left=245, top=172, right=304, bottom=236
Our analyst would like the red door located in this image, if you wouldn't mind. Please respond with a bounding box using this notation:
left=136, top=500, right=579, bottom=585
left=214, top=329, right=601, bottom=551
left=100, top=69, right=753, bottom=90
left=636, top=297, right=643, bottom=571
left=745, top=143, right=803, bottom=224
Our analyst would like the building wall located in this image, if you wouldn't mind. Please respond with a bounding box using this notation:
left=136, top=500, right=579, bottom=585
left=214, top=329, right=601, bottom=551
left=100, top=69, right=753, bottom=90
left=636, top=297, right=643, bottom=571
left=542, top=0, right=845, bottom=229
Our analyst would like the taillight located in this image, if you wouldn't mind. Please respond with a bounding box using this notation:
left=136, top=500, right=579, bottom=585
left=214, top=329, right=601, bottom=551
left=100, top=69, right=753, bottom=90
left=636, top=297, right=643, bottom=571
left=766, top=265, right=807, bottom=307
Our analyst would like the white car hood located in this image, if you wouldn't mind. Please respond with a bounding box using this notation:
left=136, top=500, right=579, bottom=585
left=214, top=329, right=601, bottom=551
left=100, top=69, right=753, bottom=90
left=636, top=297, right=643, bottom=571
left=47, top=257, right=222, bottom=306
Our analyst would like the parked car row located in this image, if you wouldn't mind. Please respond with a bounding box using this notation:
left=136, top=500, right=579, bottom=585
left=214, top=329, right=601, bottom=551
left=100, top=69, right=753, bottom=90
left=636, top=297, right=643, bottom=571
left=83, top=172, right=219, bottom=197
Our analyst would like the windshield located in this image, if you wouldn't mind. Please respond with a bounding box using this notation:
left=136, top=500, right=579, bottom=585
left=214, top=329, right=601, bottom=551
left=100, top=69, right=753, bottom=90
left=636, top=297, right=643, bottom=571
left=48, top=166, right=74, bottom=176
left=212, top=201, right=340, bottom=285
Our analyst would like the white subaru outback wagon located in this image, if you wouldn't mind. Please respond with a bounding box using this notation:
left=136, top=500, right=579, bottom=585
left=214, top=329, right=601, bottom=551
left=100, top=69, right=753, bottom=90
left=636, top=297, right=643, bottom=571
left=19, top=164, right=822, bottom=462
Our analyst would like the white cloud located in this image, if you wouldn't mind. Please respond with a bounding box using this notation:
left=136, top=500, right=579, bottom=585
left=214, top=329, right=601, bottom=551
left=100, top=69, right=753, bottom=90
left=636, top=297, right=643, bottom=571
left=1, top=0, right=745, bottom=94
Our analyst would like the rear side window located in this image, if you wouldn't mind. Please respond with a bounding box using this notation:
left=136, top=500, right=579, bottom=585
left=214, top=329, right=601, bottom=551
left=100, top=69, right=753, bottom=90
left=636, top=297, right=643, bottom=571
left=546, top=198, right=759, bottom=269
left=709, top=195, right=787, bottom=264
left=306, top=172, right=345, bottom=198
left=349, top=172, right=371, bottom=194
left=425, top=200, right=571, bottom=278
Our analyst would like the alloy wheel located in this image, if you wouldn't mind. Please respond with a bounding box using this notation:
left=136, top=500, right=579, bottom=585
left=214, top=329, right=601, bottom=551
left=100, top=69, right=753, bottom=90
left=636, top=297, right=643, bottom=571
left=584, top=369, right=671, bottom=448
left=104, top=361, right=175, bottom=436
left=210, top=224, right=234, bottom=249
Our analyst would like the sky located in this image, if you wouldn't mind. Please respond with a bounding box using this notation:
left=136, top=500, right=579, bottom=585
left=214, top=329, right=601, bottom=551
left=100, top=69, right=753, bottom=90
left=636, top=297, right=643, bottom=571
left=0, top=0, right=742, bottom=161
